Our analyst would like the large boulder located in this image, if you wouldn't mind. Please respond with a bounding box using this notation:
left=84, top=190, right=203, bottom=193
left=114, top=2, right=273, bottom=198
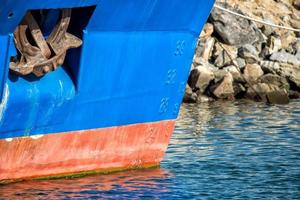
left=210, top=72, right=235, bottom=100
left=209, top=6, right=264, bottom=46
left=188, top=65, right=215, bottom=94
left=243, top=64, right=264, bottom=83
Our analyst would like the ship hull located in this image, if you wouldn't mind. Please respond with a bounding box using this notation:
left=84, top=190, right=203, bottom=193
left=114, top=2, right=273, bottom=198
left=0, top=0, right=215, bottom=182
left=0, top=120, right=174, bottom=183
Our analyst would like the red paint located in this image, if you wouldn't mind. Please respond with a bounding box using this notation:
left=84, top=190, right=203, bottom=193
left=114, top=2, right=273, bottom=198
left=0, top=120, right=175, bottom=182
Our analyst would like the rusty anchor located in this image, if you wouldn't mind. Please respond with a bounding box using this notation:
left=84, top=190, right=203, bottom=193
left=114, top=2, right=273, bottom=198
left=10, top=9, right=82, bottom=77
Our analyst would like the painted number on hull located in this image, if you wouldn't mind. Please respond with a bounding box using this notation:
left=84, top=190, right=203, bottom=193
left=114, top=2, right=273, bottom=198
left=174, top=40, right=185, bottom=56
left=159, top=98, right=169, bottom=114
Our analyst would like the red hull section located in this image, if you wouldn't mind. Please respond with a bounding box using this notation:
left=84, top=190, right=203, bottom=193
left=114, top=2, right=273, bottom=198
left=0, top=120, right=175, bottom=182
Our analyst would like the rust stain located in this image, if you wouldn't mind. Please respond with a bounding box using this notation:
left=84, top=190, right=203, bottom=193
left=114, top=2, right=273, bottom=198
left=10, top=9, right=82, bottom=77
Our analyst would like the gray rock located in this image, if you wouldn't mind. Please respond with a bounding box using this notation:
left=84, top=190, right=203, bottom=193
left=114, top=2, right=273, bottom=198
left=210, top=6, right=264, bottom=46
left=238, top=44, right=260, bottom=64
left=236, top=57, right=246, bottom=69
left=211, top=72, right=235, bottom=100
left=261, top=18, right=275, bottom=37
left=259, top=61, right=281, bottom=75
left=270, top=52, right=300, bottom=66
left=243, top=64, right=264, bottom=83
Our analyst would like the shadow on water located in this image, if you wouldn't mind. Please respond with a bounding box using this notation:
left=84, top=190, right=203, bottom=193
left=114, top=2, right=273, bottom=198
left=1, top=100, right=300, bottom=199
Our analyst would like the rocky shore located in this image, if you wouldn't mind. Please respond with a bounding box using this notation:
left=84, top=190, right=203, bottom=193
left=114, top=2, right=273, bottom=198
left=184, top=0, right=300, bottom=104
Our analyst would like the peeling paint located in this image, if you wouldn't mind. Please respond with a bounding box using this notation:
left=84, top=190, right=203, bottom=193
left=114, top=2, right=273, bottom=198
left=5, top=138, right=12, bottom=142
left=30, top=134, right=44, bottom=140
left=0, top=84, right=9, bottom=123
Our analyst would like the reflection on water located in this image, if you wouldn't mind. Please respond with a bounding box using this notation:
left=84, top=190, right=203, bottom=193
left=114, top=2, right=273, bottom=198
left=1, top=100, right=300, bottom=199
left=0, top=169, right=173, bottom=199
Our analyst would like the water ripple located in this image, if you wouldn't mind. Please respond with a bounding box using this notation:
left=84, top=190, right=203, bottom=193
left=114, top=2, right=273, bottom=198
left=1, top=101, right=300, bottom=199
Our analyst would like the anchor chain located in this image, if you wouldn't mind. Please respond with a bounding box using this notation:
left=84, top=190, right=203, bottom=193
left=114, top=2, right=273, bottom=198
left=10, top=9, right=82, bottom=77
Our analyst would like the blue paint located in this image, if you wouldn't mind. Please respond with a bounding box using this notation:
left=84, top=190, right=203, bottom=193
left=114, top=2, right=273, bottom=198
left=0, top=0, right=215, bottom=139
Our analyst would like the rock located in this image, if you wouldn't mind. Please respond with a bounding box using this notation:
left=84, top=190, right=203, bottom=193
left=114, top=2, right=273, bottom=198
left=236, top=57, right=246, bottom=69
left=258, top=74, right=290, bottom=91
left=223, top=65, right=244, bottom=82
left=238, top=44, right=259, bottom=64
left=293, top=40, right=300, bottom=54
left=270, top=52, right=300, bottom=66
left=266, top=90, right=290, bottom=104
left=183, top=85, right=197, bottom=103
left=245, top=83, right=280, bottom=102
left=289, top=71, right=300, bottom=89
left=293, top=0, right=300, bottom=10
left=210, top=6, right=263, bottom=46
left=278, top=63, right=300, bottom=87
left=214, top=50, right=232, bottom=68
left=290, top=18, right=300, bottom=29
left=267, top=36, right=282, bottom=55
left=280, top=31, right=297, bottom=49
left=289, top=90, right=300, bottom=99
left=195, top=37, right=215, bottom=63
left=197, top=94, right=214, bottom=103
left=233, top=82, right=246, bottom=98
left=260, top=44, right=271, bottom=59
left=286, top=39, right=299, bottom=54
left=259, top=61, right=281, bottom=75
left=200, top=23, right=214, bottom=40
left=188, top=66, right=215, bottom=93
left=213, top=69, right=228, bottom=83
left=243, top=64, right=264, bottom=83
left=211, top=72, right=235, bottom=100
left=261, top=18, right=275, bottom=37
left=202, top=37, right=216, bottom=62
left=212, top=42, right=237, bottom=68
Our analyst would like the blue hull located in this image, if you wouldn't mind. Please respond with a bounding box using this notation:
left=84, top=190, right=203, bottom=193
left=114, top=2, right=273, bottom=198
left=0, top=0, right=214, bottom=139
